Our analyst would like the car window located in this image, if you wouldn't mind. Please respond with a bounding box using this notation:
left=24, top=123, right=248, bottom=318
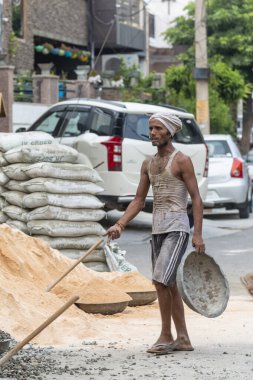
left=29, top=110, right=65, bottom=136
left=124, top=114, right=150, bottom=140
left=123, top=114, right=204, bottom=144
left=174, top=118, right=204, bottom=144
left=61, top=109, right=90, bottom=137
left=206, top=140, right=232, bottom=157
left=89, top=108, right=113, bottom=136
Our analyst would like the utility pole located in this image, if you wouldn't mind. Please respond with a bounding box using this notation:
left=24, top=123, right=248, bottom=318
left=194, top=0, right=210, bottom=134
left=0, top=0, right=3, bottom=53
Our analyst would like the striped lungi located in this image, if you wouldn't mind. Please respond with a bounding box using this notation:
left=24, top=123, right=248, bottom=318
left=151, top=231, right=189, bottom=286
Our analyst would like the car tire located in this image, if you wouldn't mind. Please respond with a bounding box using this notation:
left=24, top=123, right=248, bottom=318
left=239, top=197, right=250, bottom=219
left=249, top=190, right=253, bottom=214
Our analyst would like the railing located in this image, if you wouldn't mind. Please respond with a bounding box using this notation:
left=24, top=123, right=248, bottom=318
left=14, top=77, right=33, bottom=102
left=58, top=81, right=67, bottom=101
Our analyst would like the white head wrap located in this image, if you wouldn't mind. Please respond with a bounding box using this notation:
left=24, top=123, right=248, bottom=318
left=149, top=113, right=182, bottom=137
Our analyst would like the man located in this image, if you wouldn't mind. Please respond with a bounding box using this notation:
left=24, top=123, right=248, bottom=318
left=105, top=113, right=205, bottom=355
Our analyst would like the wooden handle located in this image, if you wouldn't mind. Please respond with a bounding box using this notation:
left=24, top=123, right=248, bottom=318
left=46, top=239, right=104, bottom=292
left=0, top=295, right=79, bottom=367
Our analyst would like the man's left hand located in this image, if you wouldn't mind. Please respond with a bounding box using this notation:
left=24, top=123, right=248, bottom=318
left=192, top=235, right=205, bottom=254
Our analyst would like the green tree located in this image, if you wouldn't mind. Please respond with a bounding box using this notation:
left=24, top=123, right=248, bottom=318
left=163, top=0, right=253, bottom=153
left=165, top=64, right=234, bottom=135
left=117, top=60, right=166, bottom=104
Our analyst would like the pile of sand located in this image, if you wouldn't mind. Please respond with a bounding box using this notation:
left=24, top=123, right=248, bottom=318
left=0, top=224, right=154, bottom=346
left=98, top=272, right=155, bottom=292
left=0, top=225, right=130, bottom=345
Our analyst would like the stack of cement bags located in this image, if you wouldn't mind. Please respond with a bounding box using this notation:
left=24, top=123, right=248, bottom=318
left=0, top=132, right=55, bottom=225
left=0, top=132, right=110, bottom=272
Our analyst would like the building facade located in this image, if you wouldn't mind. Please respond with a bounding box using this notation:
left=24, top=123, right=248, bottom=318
left=2, top=0, right=89, bottom=78
left=90, top=0, right=148, bottom=74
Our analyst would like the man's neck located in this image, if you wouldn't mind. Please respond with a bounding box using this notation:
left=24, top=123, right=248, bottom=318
left=156, top=143, right=174, bottom=158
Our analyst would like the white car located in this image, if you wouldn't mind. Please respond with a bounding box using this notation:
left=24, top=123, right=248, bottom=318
left=22, top=99, right=209, bottom=223
left=204, top=134, right=252, bottom=218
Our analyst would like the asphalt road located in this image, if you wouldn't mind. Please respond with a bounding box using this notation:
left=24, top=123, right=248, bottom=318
left=104, top=209, right=253, bottom=296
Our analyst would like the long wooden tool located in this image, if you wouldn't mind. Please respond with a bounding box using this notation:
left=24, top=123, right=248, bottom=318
left=46, top=238, right=104, bottom=292
left=0, top=295, right=79, bottom=367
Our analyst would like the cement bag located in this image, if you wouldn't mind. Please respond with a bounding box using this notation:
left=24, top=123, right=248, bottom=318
left=59, top=249, right=106, bottom=262
left=0, top=169, right=9, bottom=186
left=83, top=261, right=110, bottom=272
left=5, top=180, right=27, bottom=193
left=6, top=219, right=29, bottom=234
left=27, top=205, right=106, bottom=222
left=0, top=196, right=9, bottom=209
left=2, top=163, right=31, bottom=180
left=0, top=152, right=8, bottom=166
left=0, top=211, right=7, bottom=223
left=0, top=185, right=7, bottom=194
left=4, top=144, right=78, bottom=164
left=2, top=191, right=26, bottom=207
left=22, top=177, right=104, bottom=194
left=33, top=235, right=101, bottom=250
left=27, top=220, right=105, bottom=237
left=0, top=131, right=54, bottom=152
left=23, top=192, right=104, bottom=209
left=23, top=162, right=102, bottom=182
left=2, top=205, right=29, bottom=222
left=109, top=242, right=138, bottom=272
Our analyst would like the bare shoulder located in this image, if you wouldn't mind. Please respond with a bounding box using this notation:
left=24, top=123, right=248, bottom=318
left=175, top=151, right=192, bottom=166
left=142, top=157, right=152, bottom=173
left=173, top=151, right=194, bottom=179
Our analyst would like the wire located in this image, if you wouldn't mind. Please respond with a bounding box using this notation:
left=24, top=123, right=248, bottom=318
left=118, top=0, right=153, bottom=18
left=91, top=0, right=153, bottom=25
left=93, top=18, right=116, bottom=70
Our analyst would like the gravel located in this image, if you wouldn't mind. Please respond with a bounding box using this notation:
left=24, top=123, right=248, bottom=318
left=0, top=330, right=11, bottom=341
left=0, top=330, right=89, bottom=380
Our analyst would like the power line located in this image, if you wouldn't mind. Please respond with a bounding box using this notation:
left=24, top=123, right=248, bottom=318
left=91, top=0, right=152, bottom=25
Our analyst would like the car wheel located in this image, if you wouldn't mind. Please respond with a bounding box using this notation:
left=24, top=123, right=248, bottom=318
left=239, top=197, right=250, bottom=219
left=249, top=190, right=253, bottom=214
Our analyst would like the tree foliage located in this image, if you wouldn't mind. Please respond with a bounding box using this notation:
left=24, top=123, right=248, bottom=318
left=163, top=0, right=253, bottom=151
left=164, top=0, right=253, bottom=77
left=164, top=64, right=234, bottom=134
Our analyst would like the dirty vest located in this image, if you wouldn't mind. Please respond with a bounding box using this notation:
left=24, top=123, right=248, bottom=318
left=148, top=149, right=190, bottom=234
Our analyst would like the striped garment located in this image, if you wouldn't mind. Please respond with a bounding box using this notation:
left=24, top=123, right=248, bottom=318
left=151, top=231, right=189, bottom=286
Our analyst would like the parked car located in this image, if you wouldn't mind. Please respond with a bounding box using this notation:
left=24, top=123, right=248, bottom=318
left=204, top=134, right=252, bottom=218
left=18, top=99, right=209, bottom=222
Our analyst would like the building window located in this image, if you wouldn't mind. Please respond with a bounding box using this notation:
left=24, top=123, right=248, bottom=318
left=12, top=0, right=24, bottom=38
left=116, top=0, right=140, bottom=28
left=149, top=14, right=155, bottom=38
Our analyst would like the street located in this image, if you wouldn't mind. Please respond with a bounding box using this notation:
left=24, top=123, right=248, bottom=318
left=42, top=210, right=253, bottom=380
left=105, top=209, right=253, bottom=296
left=1, top=208, right=253, bottom=380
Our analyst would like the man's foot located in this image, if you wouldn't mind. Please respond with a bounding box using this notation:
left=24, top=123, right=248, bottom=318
left=172, top=338, right=194, bottom=351
left=147, top=342, right=174, bottom=355
left=147, top=334, right=174, bottom=354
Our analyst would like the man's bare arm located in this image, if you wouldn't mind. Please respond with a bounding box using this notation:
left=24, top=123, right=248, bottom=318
left=105, top=160, right=151, bottom=240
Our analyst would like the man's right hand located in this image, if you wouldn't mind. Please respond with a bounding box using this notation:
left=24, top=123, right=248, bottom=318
left=103, top=223, right=123, bottom=242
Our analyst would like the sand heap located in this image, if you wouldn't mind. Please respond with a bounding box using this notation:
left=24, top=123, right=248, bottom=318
left=98, top=272, right=155, bottom=292
left=0, top=224, right=132, bottom=346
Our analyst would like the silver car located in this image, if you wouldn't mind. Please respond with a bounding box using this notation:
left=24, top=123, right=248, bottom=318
left=204, top=134, right=252, bottom=219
